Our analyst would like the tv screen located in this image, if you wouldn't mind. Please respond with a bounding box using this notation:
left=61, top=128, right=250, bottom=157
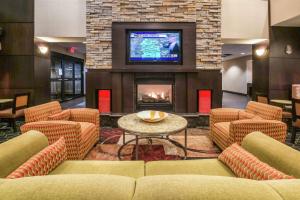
left=127, top=30, right=182, bottom=64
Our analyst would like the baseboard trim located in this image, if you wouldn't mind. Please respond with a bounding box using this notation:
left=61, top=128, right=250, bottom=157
left=223, top=90, right=248, bottom=96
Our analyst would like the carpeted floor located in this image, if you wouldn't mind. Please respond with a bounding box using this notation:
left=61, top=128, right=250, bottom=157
left=85, top=128, right=221, bottom=162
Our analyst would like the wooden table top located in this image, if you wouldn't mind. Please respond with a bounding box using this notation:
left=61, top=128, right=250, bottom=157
left=0, top=99, right=13, bottom=104
left=270, top=99, right=292, bottom=105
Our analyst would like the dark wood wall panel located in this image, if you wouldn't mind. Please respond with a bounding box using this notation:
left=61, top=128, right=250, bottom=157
left=252, top=43, right=269, bottom=99
left=34, top=55, right=51, bottom=104
left=174, top=73, right=187, bottom=113
left=186, top=71, right=222, bottom=112
left=0, top=56, right=34, bottom=89
left=112, top=73, right=122, bottom=113
left=86, top=70, right=112, bottom=108
left=122, top=73, right=134, bottom=113
left=0, top=23, right=34, bottom=55
left=0, top=0, right=34, bottom=22
left=0, top=0, right=37, bottom=104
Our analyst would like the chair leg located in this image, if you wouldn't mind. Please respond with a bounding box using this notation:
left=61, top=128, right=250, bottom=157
left=291, top=126, right=297, bottom=144
left=11, top=119, right=17, bottom=133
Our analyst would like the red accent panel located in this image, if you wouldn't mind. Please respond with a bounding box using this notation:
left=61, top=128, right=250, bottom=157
left=198, top=90, right=212, bottom=114
left=98, top=90, right=111, bottom=113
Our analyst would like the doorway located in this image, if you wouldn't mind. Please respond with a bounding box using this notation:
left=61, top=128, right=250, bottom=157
left=50, top=52, right=84, bottom=101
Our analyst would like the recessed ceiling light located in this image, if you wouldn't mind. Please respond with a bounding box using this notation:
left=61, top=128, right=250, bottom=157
left=241, top=53, right=245, bottom=55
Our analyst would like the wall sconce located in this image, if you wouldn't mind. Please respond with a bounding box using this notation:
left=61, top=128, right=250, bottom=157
left=255, top=47, right=268, bottom=57
left=38, top=45, right=49, bottom=54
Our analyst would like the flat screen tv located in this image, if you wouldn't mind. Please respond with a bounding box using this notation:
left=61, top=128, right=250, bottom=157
left=127, top=30, right=182, bottom=64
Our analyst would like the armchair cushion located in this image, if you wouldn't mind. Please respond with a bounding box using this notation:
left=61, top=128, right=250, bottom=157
left=218, top=143, right=294, bottom=180
left=24, top=101, right=62, bottom=123
left=7, top=137, right=67, bottom=179
left=238, top=111, right=263, bottom=120
left=210, top=108, right=240, bottom=126
left=246, top=101, right=282, bottom=121
left=48, top=109, right=70, bottom=121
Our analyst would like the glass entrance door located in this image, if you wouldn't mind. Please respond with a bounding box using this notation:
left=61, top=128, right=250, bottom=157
left=50, top=52, right=84, bottom=101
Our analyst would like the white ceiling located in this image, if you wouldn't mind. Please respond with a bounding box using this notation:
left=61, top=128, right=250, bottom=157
left=274, top=14, right=300, bottom=27
left=222, top=44, right=252, bottom=61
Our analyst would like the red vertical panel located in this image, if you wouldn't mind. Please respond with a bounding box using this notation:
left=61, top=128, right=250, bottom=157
left=98, top=90, right=111, bottom=113
left=198, top=90, right=212, bottom=114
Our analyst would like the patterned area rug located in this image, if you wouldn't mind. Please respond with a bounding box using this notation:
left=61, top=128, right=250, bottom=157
left=85, top=128, right=221, bottom=162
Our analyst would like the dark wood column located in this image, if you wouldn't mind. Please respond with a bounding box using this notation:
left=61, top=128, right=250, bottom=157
left=0, top=0, right=35, bottom=102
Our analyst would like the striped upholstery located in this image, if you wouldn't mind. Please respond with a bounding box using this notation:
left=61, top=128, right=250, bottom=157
left=21, top=102, right=100, bottom=160
left=6, top=137, right=67, bottom=179
left=70, top=108, right=100, bottom=137
left=218, top=143, right=294, bottom=180
left=211, top=122, right=230, bottom=150
left=229, top=120, right=287, bottom=145
left=48, top=109, right=71, bottom=121
left=246, top=101, right=282, bottom=121
left=24, top=101, right=62, bottom=123
left=79, top=122, right=98, bottom=157
left=238, top=111, right=257, bottom=120
left=210, top=101, right=286, bottom=150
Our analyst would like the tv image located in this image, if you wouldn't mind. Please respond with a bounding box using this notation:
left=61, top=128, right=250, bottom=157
left=127, top=30, right=182, bottom=64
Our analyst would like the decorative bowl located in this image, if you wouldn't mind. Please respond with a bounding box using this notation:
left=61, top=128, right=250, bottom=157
left=136, top=110, right=168, bottom=123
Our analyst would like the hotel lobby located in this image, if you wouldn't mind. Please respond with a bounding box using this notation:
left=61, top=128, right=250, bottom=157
left=0, top=0, right=300, bottom=199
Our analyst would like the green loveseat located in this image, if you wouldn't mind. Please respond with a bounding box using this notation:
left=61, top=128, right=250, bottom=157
left=0, top=131, right=300, bottom=200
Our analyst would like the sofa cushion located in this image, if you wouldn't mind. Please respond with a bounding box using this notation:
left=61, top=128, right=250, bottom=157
left=266, top=179, right=300, bottom=200
left=0, top=131, right=48, bottom=178
left=211, top=122, right=230, bottom=150
left=0, top=175, right=135, bottom=200
left=146, top=159, right=235, bottom=177
left=132, top=175, right=283, bottom=200
left=48, top=109, right=70, bottom=121
left=218, top=143, right=294, bottom=180
left=7, top=137, right=67, bottom=179
left=242, top=132, right=300, bottom=178
left=50, top=161, right=145, bottom=178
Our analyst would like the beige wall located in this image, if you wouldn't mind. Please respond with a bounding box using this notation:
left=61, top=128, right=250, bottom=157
left=270, top=0, right=300, bottom=26
left=35, top=0, right=86, bottom=37
left=221, top=0, right=269, bottom=43
left=222, top=56, right=252, bottom=94
left=34, top=0, right=269, bottom=43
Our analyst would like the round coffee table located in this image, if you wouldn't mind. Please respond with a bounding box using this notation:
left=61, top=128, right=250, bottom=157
left=117, top=113, right=188, bottom=160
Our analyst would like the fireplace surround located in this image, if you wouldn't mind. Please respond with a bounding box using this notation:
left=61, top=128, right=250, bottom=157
left=87, top=22, right=222, bottom=127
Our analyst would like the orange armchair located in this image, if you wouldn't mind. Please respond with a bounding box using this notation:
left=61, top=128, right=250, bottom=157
left=210, top=101, right=287, bottom=150
left=21, top=101, right=99, bottom=160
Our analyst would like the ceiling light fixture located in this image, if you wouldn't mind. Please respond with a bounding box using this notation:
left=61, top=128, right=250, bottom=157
left=240, top=52, right=245, bottom=55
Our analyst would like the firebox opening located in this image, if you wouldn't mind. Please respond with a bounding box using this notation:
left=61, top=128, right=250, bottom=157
left=136, top=84, right=174, bottom=111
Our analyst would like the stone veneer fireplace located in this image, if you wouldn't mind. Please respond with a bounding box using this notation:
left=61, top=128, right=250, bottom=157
left=85, top=1, right=222, bottom=127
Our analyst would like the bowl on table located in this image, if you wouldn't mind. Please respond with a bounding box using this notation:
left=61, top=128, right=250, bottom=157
left=136, top=110, right=168, bottom=123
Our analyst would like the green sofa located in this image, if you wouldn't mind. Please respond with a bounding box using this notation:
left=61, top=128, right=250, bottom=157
left=0, top=131, right=300, bottom=200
